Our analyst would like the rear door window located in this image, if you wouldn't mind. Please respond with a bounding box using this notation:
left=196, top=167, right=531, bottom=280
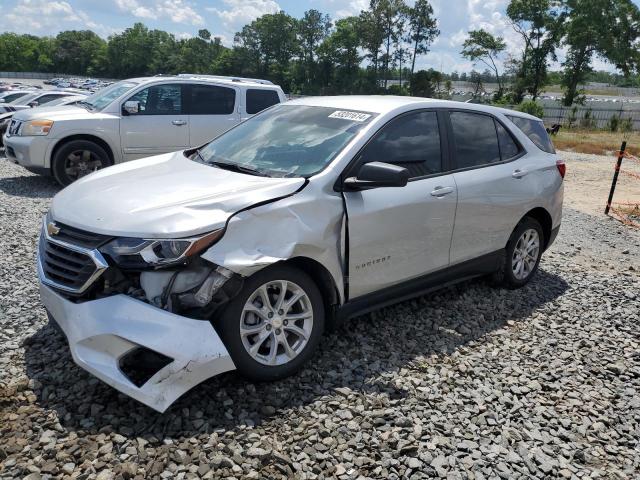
left=496, top=121, right=521, bottom=160
left=506, top=115, right=555, bottom=154
left=359, top=111, right=442, bottom=178
left=188, top=84, right=236, bottom=115
left=449, top=111, right=501, bottom=169
left=246, top=89, right=280, bottom=114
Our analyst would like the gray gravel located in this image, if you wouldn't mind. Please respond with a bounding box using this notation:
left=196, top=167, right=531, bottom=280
left=1, top=154, right=639, bottom=479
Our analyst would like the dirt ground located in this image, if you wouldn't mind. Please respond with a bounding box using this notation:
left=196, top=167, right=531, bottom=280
left=562, top=150, right=640, bottom=218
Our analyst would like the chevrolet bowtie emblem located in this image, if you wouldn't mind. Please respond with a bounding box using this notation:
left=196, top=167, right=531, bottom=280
left=47, top=222, right=61, bottom=236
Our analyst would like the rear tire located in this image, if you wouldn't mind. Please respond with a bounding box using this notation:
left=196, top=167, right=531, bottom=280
left=215, top=264, right=325, bottom=382
left=52, top=140, right=110, bottom=187
left=493, top=217, right=544, bottom=289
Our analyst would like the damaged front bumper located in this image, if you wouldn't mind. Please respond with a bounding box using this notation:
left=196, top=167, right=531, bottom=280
left=40, top=283, right=236, bottom=412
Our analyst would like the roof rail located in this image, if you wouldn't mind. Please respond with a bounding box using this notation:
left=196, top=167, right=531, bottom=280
left=176, top=74, right=274, bottom=85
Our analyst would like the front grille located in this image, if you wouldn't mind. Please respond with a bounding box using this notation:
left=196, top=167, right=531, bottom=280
left=8, top=119, right=21, bottom=135
left=52, top=223, right=112, bottom=249
left=38, top=221, right=109, bottom=294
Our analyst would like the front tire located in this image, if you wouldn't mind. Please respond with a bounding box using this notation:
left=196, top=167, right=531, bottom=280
left=494, top=217, right=544, bottom=288
left=216, top=264, right=325, bottom=382
left=52, top=140, right=110, bottom=186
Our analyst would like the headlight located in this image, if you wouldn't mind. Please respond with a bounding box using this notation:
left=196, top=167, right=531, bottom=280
left=99, top=230, right=224, bottom=268
left=20, top=119, right=54, bottom=136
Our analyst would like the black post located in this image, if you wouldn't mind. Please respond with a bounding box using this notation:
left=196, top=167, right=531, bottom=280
left=605, top=141, right=627, bottom=215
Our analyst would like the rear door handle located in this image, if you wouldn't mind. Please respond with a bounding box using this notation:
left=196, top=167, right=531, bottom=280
left=172, top=120, right=187, bottom=126
left=430, top=186, right=454, bottom=197
left=512, top=169, right=528, bottom=179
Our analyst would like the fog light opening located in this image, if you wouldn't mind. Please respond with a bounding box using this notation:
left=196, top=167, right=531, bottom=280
left=119, top=347, right=173, bottom=387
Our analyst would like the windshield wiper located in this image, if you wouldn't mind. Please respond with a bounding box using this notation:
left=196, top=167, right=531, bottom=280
left=210, top=160, right=269, bottom=177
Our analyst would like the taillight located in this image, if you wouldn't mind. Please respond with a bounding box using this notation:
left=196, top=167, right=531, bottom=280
left=556, top=160, right=566, bottom=179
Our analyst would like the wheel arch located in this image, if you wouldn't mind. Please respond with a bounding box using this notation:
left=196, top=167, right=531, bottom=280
left=50, top=134, right=115, bottom=174
left=521, top=207, right=553, bottom=250
left=281, top=256, right=342, bottom=331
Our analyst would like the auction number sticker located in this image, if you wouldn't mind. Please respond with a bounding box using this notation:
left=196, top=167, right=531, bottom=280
left=328, top=110, right=371, bottom=122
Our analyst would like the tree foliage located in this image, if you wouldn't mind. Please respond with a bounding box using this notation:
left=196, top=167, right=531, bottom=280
left=461, top=29, right=506, bottom=97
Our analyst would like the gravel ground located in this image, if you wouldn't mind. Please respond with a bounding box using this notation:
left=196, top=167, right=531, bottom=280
left=0, top=153, right=639, bottom=480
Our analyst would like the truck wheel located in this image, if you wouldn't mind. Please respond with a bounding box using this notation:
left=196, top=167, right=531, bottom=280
left=494, top=217, right=544, bottom=289
left=215, top=264, right=325, bottom=382
left=52, top=140, right=110, bottom=186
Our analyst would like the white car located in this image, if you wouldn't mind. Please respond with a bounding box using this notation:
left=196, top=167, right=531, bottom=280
left=0, top=95, right=87, bottom=147
left=39, top=96, right=564, bottom=412
left=3, top=75, right=286, bottom=185
left=0, top=90, right=80, bottom=113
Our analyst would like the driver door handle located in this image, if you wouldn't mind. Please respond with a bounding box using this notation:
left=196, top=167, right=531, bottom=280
left=512, top=169, right=528, bottom=179
left=172, top=120, right=187, bottom=126
left=430, top=186, right=454, bottom=197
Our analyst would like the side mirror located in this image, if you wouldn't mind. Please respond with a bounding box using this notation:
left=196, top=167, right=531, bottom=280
left=28, top=101, right=38, bottom=108
left=343, top=161, right=409, bottom=190
left=122, top=100, right=139, bottom=115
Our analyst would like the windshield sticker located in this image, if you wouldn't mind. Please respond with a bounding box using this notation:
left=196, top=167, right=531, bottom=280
left=328, top=110, right=371, bottom=122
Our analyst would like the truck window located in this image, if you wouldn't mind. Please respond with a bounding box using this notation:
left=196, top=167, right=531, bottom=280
left=246, top=89, right=280, bottom=114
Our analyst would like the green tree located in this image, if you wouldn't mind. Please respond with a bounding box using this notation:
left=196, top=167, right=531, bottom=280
left=298, top=9, right=332, bottom=88
left=561, top=0, right=640, bottom=106
left=53, top=30, right=106, bottom=75
left=318, top=16, right=363, bottom=93
left=406, top=0, right=439, bottom=79
left=410, top=68, right=440, bottom=97
left=461, top=29, right=507, bottom=97
left=378, top=0, right=407, bottom=88
left=507, top=0, right=565, bottom=102
left=235, top=11, right=299, bottom=88
left=359, top=4, right=386, bottom=79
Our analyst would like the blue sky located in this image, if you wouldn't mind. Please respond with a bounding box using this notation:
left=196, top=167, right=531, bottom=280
left=1, top=0, right=639, bottom=73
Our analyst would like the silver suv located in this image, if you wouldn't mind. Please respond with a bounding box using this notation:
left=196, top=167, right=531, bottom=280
left=3, top=75, right=285, bottom=185
left=38, top=96, right=564, bottom=411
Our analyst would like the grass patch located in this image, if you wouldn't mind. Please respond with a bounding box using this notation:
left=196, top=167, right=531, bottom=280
left=552, top=129, right=640, bottom=155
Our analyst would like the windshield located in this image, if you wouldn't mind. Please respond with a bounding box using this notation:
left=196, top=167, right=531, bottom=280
left=83, top=81, right=138, bottom=110
left=196, top=105, right=376, bottom=178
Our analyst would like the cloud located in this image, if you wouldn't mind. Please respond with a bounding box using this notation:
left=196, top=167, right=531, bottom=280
left=114, top=0, right=205, bottom=26
left=335, top=0, right=368, bottom=19
left=206, top=0, right=280, bottom=36
left=0, top=0, right=114, bottom=37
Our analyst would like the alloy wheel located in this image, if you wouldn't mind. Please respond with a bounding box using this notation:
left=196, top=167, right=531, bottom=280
left=240, top=280, right=313, bottom=366
left=64, top=149, right=103, bottom=180
left=512, top=228, right=540, bottom=280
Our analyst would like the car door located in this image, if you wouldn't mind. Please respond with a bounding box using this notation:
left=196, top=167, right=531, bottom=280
left=447, top=110, right=533, bottom=264
left=120, top=83, right=189, bottom=161
left=343, top=110, right=458, bottom=298
left=186, top=83, right=240, bottom=146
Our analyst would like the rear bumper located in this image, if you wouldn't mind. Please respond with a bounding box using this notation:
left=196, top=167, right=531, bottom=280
left=3, top=134, right=52, bottom=169
left=40, top=283, right=235, bottom=412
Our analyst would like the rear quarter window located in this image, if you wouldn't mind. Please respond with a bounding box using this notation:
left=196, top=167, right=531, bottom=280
left=246, top=89, right=281, bottom=114
left=507, top=115, right=555, bottom=154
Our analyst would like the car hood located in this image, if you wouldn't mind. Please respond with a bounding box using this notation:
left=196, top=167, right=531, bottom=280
left=50, top=151, right=306, bottom=238
left=13, top=105, right=111, bottom=122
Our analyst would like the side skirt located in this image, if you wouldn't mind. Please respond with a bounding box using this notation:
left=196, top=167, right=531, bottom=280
left=336, top=250, right=503, bottom=321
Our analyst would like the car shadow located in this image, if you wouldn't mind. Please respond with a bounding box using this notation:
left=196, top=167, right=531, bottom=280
left=0, top=173, right=60, bottom=198
left=20, top=268, right=568, bottom=439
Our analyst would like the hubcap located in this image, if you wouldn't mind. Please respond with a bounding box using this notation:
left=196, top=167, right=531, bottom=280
left=240, top=280, right=313, bottom=366
left=64, top=150, right=103, bottom=180
left=512, top=228, right=540, bottom=280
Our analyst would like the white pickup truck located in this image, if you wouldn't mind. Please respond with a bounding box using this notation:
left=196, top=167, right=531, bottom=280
left=3, top=75, right=286, bottom=185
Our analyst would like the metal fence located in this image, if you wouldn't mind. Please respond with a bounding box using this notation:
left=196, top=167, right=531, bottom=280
left=542, top=106, right=640, bottom=131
